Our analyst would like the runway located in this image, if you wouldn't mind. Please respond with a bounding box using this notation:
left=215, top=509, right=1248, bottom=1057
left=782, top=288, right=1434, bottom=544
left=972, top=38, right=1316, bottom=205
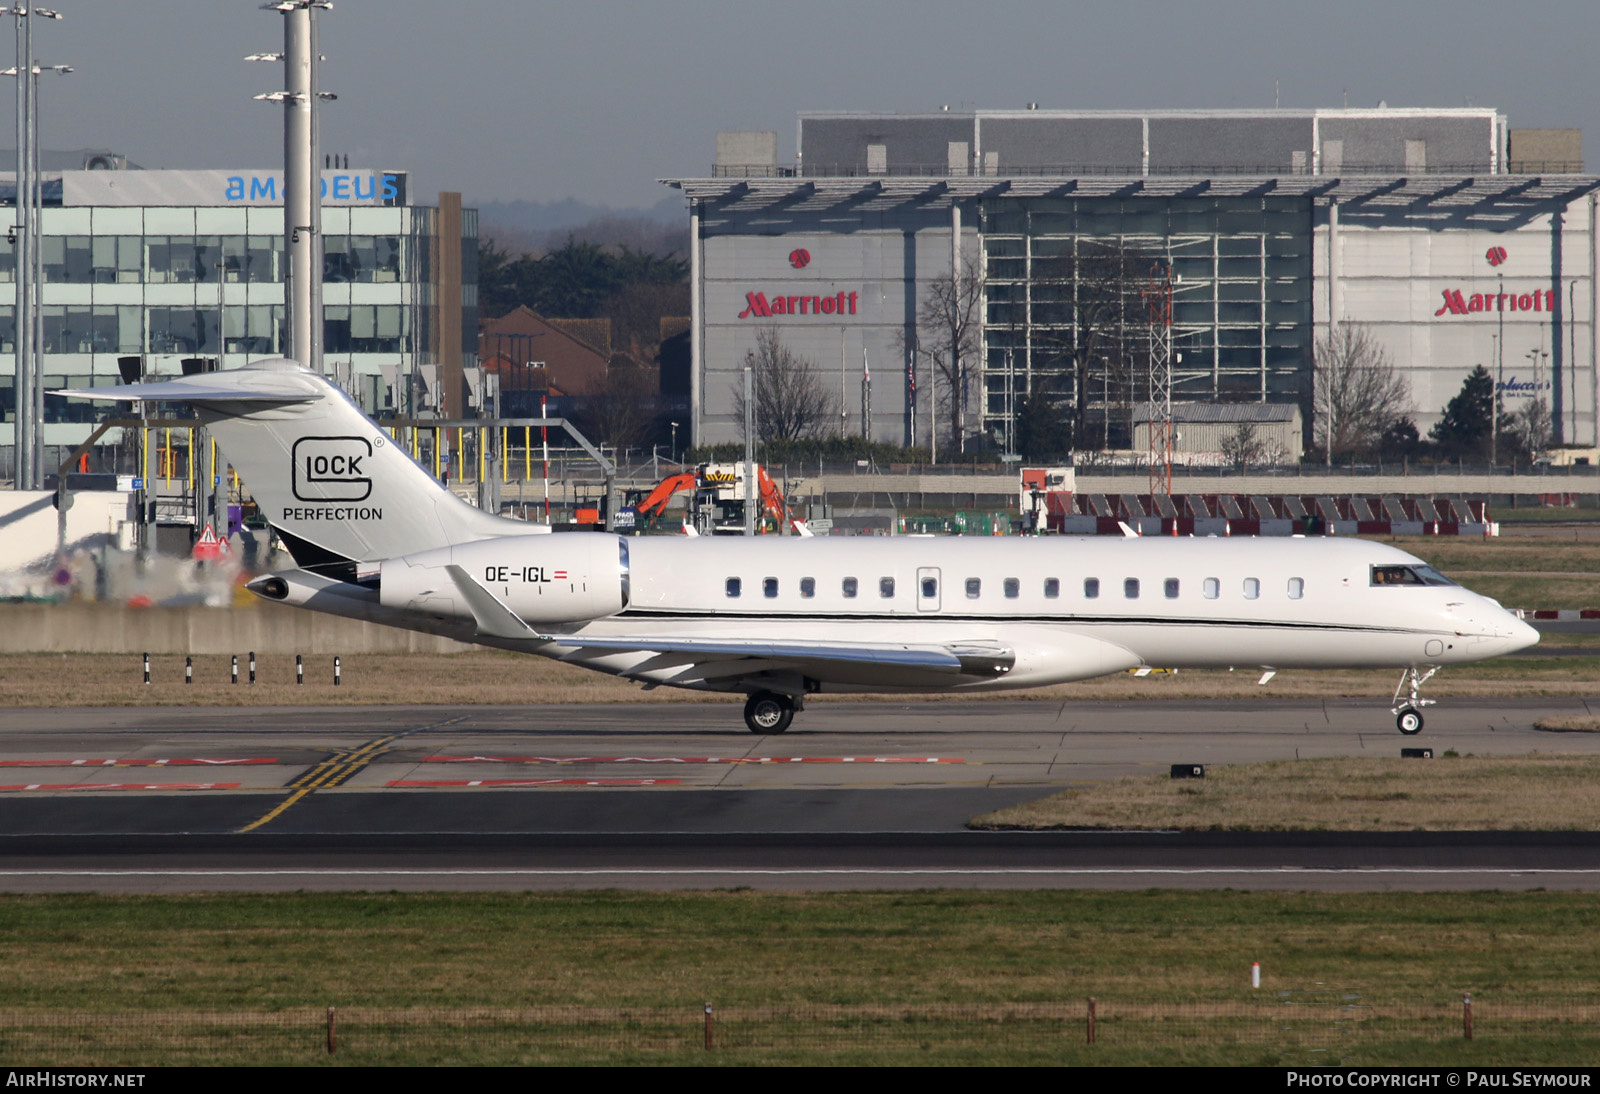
left=1, top=696, right=1598, bottom=892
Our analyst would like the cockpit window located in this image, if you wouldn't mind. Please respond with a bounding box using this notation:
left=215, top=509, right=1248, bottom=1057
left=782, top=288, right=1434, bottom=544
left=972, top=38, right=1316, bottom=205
left=1372, top=565, right=1457, bottom=587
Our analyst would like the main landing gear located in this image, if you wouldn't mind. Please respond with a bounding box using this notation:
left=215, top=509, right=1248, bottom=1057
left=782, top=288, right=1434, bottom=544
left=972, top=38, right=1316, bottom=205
left=743, top=690, right=796, bottom=734
left=1391, top=666, right=1439, bottom=736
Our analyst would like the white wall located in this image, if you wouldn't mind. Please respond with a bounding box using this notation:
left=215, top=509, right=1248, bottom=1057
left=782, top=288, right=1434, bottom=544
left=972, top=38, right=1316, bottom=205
left=1317, top=198, right=1595, bottom=445
left=0, top=490, right=135, bottom=572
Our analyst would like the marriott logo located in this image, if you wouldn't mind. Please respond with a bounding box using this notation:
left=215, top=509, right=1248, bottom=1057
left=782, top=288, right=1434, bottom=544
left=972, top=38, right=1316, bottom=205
left=1435, top=287, right=1557, bottom=317
left=738, top=290, right=858, bottom=319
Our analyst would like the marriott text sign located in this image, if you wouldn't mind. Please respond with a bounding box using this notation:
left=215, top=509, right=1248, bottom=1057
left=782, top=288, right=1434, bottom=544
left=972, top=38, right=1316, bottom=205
left=738, top=290, right=858, bottom=319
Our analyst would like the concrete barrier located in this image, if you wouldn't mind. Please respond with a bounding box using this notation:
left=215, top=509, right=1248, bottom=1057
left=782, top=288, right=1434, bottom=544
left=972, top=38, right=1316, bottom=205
left=0, top=601, right=470, bottom=654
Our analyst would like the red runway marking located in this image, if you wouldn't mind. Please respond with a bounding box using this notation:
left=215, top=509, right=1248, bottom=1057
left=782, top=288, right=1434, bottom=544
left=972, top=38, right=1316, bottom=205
left=0, top=782, right=243, bottom=792
left=389, top=778, right=683, bottom=788
left=0, top=758, right=276, bottom=768
left=419, top=755, right=965, bottom=765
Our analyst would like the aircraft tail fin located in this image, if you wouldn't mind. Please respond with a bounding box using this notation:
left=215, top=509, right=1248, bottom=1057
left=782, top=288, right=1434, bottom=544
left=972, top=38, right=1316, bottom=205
left=60, top=358, right=541, bottom=570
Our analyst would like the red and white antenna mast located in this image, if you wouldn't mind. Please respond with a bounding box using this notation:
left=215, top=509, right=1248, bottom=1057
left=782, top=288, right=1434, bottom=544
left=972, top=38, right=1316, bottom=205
left=1144, top=261, right=1174, bottom=497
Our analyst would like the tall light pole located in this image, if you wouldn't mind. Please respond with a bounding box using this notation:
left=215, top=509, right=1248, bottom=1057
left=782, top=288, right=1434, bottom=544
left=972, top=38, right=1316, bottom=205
left=1490, top=334, right=1498, bottom=465
left=254, top=0, right=333, bottom=373
left=1495, top=273, right=1505, bottom=466
left=743, top=364, right=754, bottom=536
left=5, top=4, right=63, bottom=489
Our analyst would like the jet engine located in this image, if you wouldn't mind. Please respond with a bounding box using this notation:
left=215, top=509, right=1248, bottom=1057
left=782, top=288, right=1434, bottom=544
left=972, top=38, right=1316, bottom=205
left=378, top=533, right=629, bottom=625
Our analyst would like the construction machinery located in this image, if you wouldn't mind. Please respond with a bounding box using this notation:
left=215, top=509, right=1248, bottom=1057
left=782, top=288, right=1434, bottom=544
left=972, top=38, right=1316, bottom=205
left=630, top=462, right=802, bottom=535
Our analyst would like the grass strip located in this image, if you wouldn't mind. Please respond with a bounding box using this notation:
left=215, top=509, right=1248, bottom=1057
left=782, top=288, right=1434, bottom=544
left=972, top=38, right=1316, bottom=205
left=974, top=753, right=1600, bottom=831
left=2, top=890, right=1600, bottom=1064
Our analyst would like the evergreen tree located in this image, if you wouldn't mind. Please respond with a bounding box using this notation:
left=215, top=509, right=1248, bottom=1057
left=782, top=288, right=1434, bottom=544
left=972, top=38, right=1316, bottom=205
left=1014, top=383, right=1071, bottom=461
left=1379, top=416, right=1423, bottom=459
left=1429, top=365, right=1496, bottom=459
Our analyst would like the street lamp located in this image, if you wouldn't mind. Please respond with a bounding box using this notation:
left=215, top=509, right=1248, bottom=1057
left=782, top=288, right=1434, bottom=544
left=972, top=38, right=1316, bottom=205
left=670, top=420, right=679, bottom=466
left=1495, top=273, right=1505, bottom=466
left=4, top=3, right=66, bottom=490
left=1490, top=333, right=1499, bottom=466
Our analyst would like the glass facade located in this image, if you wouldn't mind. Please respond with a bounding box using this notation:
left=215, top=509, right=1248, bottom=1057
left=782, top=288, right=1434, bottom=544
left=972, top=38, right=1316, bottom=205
left=981, top=196, right=1314, bottom=446
left=9, top=203, right=442, bottom=429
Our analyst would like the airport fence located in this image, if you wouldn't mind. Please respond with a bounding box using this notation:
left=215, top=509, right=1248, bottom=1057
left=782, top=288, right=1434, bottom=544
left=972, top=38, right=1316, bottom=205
left=3, top=997, right=1599, bottom=1065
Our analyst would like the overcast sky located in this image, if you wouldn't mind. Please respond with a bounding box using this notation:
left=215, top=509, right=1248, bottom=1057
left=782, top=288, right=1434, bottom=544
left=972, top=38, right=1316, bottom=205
left=29, top=0, right=1600, bottom=215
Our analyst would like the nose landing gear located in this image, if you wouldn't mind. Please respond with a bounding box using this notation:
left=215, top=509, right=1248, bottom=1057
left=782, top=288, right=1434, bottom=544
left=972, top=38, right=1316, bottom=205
left=1391, top=666, right=1438, bottom=735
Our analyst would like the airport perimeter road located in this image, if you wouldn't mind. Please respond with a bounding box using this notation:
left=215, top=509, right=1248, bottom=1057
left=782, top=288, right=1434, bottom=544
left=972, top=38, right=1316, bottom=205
left=0, top=697, right=1599, bottom=892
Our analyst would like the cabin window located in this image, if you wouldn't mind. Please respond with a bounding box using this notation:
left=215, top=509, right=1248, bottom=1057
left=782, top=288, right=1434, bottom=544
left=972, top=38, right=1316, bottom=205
left=1164, top=578, right=1180, bottom=599
left=763, top=577, right=778, bottom=598
left=1084, top=578, right=1100, bottom=599
left=1044, top=578, right=1060, bottom=599
left=800, top=577, right=815, bottom=598
left=1288, top=577, right=1304, bottom=599
left=726, top=577, right=741, bottom=598
left=965, top=578, right=981, bottom=599
left=1203, top=577, right=1220, bottom=599
left=1124, top=578, right=1140, bottom=599
left=1004, top=578, right=1020, bottom=599
left=1243, top=577, right=1260, bottom=600
left=921, top=576, right=938, bottom=599
left=842, top=577, right=858, bottom=598
left=879, top=577, right=895, bottom=598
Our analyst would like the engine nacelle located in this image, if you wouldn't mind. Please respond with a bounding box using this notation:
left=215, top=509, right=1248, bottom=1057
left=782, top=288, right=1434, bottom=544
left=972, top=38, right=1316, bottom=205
left=379, top=533, right=629, bottom=625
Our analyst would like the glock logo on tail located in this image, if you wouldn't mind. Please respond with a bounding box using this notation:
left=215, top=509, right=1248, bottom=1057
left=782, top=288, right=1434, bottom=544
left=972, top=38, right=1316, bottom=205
left=293, top=436, right=373, bottom=501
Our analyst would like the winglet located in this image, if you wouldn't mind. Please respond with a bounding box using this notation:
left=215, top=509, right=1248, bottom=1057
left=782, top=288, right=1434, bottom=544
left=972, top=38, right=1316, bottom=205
left=444, top=564, right=542, bottom=641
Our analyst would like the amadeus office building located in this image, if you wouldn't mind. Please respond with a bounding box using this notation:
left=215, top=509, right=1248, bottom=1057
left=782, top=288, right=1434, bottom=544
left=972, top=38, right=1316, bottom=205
left=668, top=108, right=1600, bottom=453
left=0, top=158, right=477, bottom=469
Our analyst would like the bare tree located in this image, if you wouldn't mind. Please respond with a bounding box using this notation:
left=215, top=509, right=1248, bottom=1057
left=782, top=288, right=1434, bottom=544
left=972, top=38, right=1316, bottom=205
left=733, top=327, right=835, bottom=442
left=1509, top=396, right=1553, bottom=461
left=581, top=362, right=657, bottom=450
left=1314, top=322, right=1412, bottom=461
left=602, top=280, right=690, bottom=363
left=1012, top=239, right=1159, bottom=451
left=1220, top=421, right=1265, bottom=471
left=908, top=265, right=983, bottom=454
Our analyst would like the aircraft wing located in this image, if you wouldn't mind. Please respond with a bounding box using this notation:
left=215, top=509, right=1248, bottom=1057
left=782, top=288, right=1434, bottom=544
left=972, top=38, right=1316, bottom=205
left=444, top=565, right=1013, bottom=680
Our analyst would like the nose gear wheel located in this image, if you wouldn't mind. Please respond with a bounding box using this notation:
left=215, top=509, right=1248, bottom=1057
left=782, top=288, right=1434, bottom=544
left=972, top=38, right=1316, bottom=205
left=1390, top=666, right=1438, bottom=735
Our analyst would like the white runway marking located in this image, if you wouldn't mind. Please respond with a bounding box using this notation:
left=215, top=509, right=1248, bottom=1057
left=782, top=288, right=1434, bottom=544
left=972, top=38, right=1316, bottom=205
left=2, top=867, right=1597, bottom=879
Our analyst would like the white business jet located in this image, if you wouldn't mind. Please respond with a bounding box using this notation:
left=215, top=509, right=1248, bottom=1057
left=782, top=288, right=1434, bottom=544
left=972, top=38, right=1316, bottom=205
left=65, top=359, right=1539, bottom=735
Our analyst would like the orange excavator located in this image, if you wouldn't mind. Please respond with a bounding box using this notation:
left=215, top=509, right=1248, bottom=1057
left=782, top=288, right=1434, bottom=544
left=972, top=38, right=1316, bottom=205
left=632, top=463, right=804, bottom=535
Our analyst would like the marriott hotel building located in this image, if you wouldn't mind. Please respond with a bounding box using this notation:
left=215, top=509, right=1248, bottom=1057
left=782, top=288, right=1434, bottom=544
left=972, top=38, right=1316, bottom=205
left=667, top=108, right=1600, bottom=451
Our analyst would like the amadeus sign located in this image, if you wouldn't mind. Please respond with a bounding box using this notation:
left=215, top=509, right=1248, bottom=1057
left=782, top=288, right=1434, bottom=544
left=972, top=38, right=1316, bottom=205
left=60, top=168, right=403, bottom=208
left=225, top=172, right=400, bottom=204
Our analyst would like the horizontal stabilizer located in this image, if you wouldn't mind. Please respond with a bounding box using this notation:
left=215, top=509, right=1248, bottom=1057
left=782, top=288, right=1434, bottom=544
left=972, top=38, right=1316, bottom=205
left=55, top=365, right=322, bottom=404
